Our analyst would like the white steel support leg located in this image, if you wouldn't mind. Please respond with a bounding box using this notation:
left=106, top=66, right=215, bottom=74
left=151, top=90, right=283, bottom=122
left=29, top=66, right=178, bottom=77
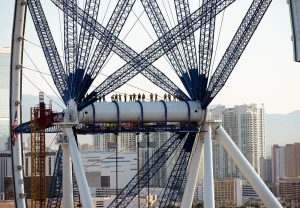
left=181, top=135, right=204, bottom=208
left=215, top=126, right=282, bottom=208
left=65, top=128, right=93, bottom=208
left=203, top=125, right=215, bottom=208
left=62, top=143, right=73, bottom=208
left=10, top=1, right=27, bottom=207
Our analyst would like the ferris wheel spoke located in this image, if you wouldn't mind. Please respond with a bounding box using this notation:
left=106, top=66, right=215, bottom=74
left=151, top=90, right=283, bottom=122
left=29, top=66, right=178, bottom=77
left=159, top=132, right=196, bottom=208
left=27, top=0, right=69, bottom=103
left=140, top=0, right=194, bottom=98
left=54, top=0, right=186, bottom=102
left=73, top=0, right=101, bottom=99
left=174, top=0, right=199, bottom=98
left=79, top=0, right=236, bottom=109
left=204, top=0, right=272, bottom=107
left=141, top=66, right=190, bottom=100
left=76, top=0, right=137, bottom=101
left=63, top=0, right=77, bottom=97
left=198, top=0, right=217, bottom=100
left=108, top=132, right=188, bottom=208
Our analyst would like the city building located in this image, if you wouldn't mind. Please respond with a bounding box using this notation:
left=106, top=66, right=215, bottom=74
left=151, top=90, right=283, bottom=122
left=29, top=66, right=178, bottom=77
left=0, top=151, right=12, bottom=195
left=272, top=142, right=300, bottom=183
left=81, top=149, right=137, bottom=196
left=284, top=143, right=300, bottom=178
left=210, top=104, right=266, bottom=178
left=242, top=183, right=259, bottom=200
left=260, top=157, right=272, bottom=183
left=194, top=178, right=243, bottom=207
left=0, top=46, right=11, bottom=151
left=272, top=144, right=286, bottom=182
left=93, top=131, right=173, bottom=188
left=93, top=133, right=137, bottom=152
left=274, top=177, right=300, bottom=207
left=23, top=151, right=56, bottom=177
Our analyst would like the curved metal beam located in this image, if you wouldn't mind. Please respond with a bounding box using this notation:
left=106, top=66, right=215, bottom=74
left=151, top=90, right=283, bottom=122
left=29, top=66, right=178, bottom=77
left=10, top=1, right=27, bottom=207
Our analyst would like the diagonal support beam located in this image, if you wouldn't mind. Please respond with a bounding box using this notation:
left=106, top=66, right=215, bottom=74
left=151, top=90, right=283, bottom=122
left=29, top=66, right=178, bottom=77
left=63, top=0, right=77, bottom=97
left=108, top=133, right=188, bottom=208
left=203, top=0, right=272, bottom=107
left=64, top=127, right=93, bottom=207
left=79, top=0, right=236, bottom=109
left=47, top=145, right=63, bottom=208
left=174, top=0, right=199, bottom=98
left=51, top=0, right=188, bottom=102
left=159, top=133, right=196, bottom=208
left=140, top=0, right=194, bottom=97
left=198, top=0, right=217, bottom=100
left=181, top=132, right=203, bottom=208
left=215, top=125, right=282, bottom=208
left=28, top=0, right=69, bottom=102
left=73, top=0, right=101, bottom=99
left=77, top=0, right=137, bottom=100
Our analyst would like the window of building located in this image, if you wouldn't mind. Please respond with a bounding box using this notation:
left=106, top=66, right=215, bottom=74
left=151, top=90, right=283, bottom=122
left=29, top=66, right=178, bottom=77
left=101, top=176, right=110, bottom=188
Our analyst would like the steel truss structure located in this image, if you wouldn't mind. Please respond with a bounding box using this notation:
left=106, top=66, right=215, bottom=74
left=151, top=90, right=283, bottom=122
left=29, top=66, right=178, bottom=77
left=9, top=0, right=285, bottom=207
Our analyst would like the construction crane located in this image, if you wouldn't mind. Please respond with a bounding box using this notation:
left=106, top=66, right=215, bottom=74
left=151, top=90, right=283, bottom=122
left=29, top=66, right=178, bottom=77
left=30, top=92, right=53, bottom=207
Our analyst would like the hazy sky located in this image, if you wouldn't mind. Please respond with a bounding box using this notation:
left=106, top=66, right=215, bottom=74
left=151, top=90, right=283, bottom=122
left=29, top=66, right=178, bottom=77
left=1, top=0, right=300, bottom=114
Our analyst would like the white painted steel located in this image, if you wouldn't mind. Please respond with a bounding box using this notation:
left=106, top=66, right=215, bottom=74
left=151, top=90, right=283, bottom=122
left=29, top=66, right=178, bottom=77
left=203, top=125, right=215, bottom=208
left=79, top=101, right=204, bottom=123
left=181, top=135, right=204, bottom=208
left=216, top=126, right=282, bottom=208
left=65, top=128, right=93, bottom=208
left=289, top=0, right=300, bottom=61
left=62, top=143, right=73, bottom=208
left=10, top=1, right=27, bottom=207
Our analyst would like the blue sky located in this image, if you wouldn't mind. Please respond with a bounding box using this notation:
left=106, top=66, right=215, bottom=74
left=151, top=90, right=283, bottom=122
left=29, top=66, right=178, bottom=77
left=1, top=0, right=300, bottom=114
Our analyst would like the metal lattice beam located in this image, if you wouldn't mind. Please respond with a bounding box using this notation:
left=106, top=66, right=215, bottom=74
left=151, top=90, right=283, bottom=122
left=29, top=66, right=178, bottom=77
left=51, top=0, right=189, bottom=102
left=140, top=0, right=194, bottom=97
left=27, top=0, right=69, bottom=103
left=159, top=133, right=196, bottom=207
left=73, top=0, right=101, bottom=99
left=63, top=0, right=77, bottom=98
left=203, top=0, right=272, bottom=107
left=79, top=0, right=236, bottom=109
left=174, top=0, right=199, bottom=98
left=198, top=0, right=217, bottom=100
left=108, top=133, right=188, bottom=208
left=47, top=145, right=63, bottom=208
left=77, top=0, right=137, bottom=101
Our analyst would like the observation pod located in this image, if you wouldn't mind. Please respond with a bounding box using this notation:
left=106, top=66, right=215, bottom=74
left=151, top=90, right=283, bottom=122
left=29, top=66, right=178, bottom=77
left=79, top=101, right=206, bottom=123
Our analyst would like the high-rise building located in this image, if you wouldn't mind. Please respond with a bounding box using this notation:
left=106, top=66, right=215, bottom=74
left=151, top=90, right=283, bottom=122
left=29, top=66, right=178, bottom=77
left=272, top=143, right=300, bottom=182
left=0, top=46, right=10, bottom=151
left=259, top=157, right=272, bottom=183
left=93, top=133, right=137, bottom=152
left=194, top=178, right=243, bottom=207
left=272, top=144, right=286, bottom=182
left=274, top=177, right=300, bottom=206
left=210, top=104, right=266, bottom=178
left=284, top=143, right=300, bottom=178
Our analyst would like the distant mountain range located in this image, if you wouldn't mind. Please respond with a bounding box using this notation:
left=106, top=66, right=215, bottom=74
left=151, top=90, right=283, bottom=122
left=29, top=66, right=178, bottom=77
left=21, top=95, right=300, bottom=149
left=265, top=110, right=300, bottom=147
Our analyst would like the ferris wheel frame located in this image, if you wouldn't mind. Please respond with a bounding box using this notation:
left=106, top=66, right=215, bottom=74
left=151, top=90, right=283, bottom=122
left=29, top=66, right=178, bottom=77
left=9, top=0, right=285, bottom=207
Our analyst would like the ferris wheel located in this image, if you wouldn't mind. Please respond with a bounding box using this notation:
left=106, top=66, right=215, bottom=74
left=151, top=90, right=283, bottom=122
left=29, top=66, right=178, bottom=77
left=9, top=0, right=285, bottom=207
